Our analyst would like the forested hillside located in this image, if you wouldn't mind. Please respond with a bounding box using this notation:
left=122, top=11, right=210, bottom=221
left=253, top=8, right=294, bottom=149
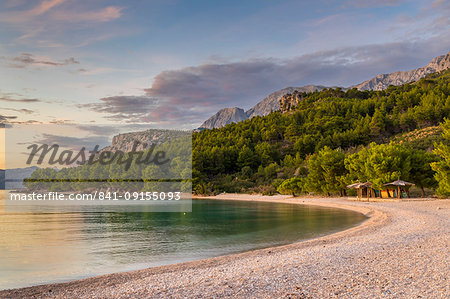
left=23, top=71, right=450, bottom=197
left=192, top=70, right=450, bottom=196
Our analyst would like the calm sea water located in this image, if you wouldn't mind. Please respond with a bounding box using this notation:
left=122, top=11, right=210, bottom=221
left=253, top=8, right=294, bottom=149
left=0, top=193, right=366, bottom=290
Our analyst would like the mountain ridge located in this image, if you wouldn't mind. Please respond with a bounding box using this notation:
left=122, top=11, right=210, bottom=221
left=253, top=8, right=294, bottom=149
left=199, top=107, right=248, bottom=129
left=353, top=52, right=450, bottom=91
left=200, top=85, right=328, bottom=129
left=200, top=51, right=450, bottom=129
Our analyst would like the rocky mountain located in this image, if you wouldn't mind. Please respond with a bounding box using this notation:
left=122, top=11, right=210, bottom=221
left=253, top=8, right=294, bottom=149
left=2, top=166, right=39, bottom=189
left=353, top=52, right=450, bottom=91
left=200, top=85, right=327, bottom=129
left=200, top=107, right=248, bottom=129
left=246, top=85, right=327, bottom=118
left=101, top=129, right=189, bottom=153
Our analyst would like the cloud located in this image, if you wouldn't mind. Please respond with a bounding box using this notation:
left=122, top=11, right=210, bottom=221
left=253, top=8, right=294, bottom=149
left=72, top=66, right=134, bottom=75
left=29, top=0, right=65, bottom=16
left=431, top=0, right=449, bottom=10
left=0, top=1, right=124, bottom=49
left=82, top=37, right=450, bottom=128
left=52, top=6, right=123, bottom=23
left=7, top=120, right=42, bottom=125
left=79, top=95, right=203, bottom=127
left=0, top=115, right=18, bottom=122
left=36, top=133, right=110, bottom=150
left=345, top=0, right=402, bottom=8
left=0, top=0, right=66, bottom=22
left=79, top=96, right=163, bottom=123
left=2, top=108, right=34, bottom=114
left=1, top=53, right=79, bottom=68
left=77, top=124, right=120, bottom=136
left=49, top=119, right=73, bottom=124
left=387, top=0, right=450, bottom=39
left=76, top=124, right=160, bottom=138
left=0, top=1, right=122, bottom=24
left=0, top=0, right=64, bottom=24
left=80, top=96, right=158, bottom=115
left=145, top=38, right=449, bottom=106
left=4, top=0, right=27, bottom=9
left=0, top=93, right=41, bottom=103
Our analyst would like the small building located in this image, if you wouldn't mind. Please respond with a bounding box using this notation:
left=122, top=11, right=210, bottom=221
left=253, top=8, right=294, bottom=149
left=347, top=182, right=379, bottom=200
left=383, top=180, right=415, bottom=199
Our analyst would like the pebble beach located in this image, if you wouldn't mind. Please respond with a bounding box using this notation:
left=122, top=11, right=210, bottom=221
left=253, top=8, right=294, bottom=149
left=1, top=195, right=449, bottom=298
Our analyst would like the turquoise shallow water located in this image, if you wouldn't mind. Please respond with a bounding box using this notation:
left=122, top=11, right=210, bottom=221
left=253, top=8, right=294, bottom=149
left=0, top=198, right=366, bottom=290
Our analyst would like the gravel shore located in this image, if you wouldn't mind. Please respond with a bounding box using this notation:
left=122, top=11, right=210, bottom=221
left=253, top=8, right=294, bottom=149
left=1, top=195, right=449, bottom=298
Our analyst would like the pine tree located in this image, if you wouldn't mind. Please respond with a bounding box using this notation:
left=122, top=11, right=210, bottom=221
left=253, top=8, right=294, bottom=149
left=431, top=119, right=450, bottom=197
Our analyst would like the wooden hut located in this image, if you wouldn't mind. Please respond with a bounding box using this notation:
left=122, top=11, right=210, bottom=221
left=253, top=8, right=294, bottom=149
left=347, top=182, right=378, bottom=200
left=383, top=180, right=414, bottom=199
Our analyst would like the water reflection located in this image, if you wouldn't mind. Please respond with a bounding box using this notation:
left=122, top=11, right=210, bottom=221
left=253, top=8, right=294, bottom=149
left=0, top=191, right=366, bottom=290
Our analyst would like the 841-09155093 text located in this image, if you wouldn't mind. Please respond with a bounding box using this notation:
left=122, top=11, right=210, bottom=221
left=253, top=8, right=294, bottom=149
left=9, top=191, right=182, bottom=201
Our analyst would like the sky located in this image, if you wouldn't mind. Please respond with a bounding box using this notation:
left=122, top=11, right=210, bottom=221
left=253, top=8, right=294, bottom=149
left=0, top=0, right=449, bottom=131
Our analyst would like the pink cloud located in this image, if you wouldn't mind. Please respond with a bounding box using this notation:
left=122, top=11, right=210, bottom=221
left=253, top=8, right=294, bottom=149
left=52, top=6, right=123, bottom=23
left=29, top=0, right=65, bottom=16
left=0, top=1, right=122, bottom=24
left=1, top=53, right=79, bottom=68
left=0, top=0, right=65, bottom=23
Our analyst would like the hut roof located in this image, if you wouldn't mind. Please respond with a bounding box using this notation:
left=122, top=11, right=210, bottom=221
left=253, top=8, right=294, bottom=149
left=346, top=182, right=373, bottom=189
left=383, top=180, right=415, bottom=186
left=346, top=183, right=360, bottom=189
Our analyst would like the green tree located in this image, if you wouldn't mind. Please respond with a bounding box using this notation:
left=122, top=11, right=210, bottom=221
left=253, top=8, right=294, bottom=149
left=24, top=167, right=58, bottom=190
left=306, top=146, right=347, bottom=195
left=277, top=177, right=303, bottom=196
left=255, top=142, right=277, bottom=166
left=264, top=162, right=279, bottom=180
left=431, top=119, right=450, bottom=197
left=409, top=150, right=438, bottom=197
left=345, top=142, right=411, bottom=189
left=240, top=166, right=253, bottom=179
left=237, top=145, right=258, bottom=169
left=142, top=165, right=162, bottom=191
left=370, top=108, right=387, bottom=141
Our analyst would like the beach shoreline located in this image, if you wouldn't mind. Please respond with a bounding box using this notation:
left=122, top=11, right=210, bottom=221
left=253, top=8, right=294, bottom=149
left=1, top=195, right=448, bottom=298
